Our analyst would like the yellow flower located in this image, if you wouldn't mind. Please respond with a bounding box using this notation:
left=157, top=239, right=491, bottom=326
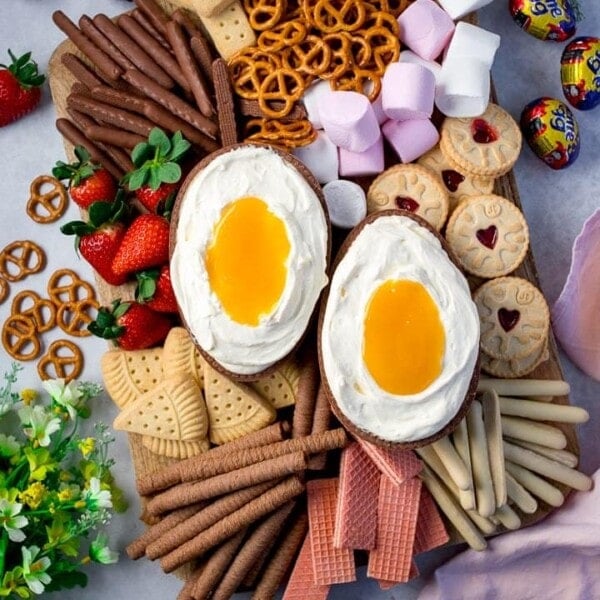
left=57, top=489, right=72, bottom=502
left=59, top=470, right=73, bottom=482
left=78, top=438, right=95, bottom=458
left=20, top=389, right=37, bottom=405
left=19, top=482, right=46, bottom=510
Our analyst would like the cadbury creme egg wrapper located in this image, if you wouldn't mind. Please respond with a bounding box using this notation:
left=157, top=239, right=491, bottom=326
left=520, top=97, right=580, bottom=170
left=561, top=36, right=600, bottom=111
left=509, top=0, right=576, bottom=42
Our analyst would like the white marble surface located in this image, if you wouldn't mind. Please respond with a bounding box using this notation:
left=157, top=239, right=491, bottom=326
left=0, top=1, right=598, bottom=598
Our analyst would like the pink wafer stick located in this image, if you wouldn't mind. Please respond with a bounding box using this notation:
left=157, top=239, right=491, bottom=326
left=357, top=438, right=423, bottom=486
left=414, top=486, right=449, bottom=554
left=282, top=533, right=330, bottom=600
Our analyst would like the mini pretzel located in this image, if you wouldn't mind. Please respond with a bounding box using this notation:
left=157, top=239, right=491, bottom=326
left=257, top=68, right=305, bottom=118
left=281, top=35, right=332, bottom=77
left=26, top=175, right=68, bottom=224
left=310, top=0, right=367, bottom=33
left=46, top=269, right=96, bottom=306
left=37, top=339, right=83, bottom=383
left=229, top=48, right=281, bottom=100
left=11, top=290, right=57, bottom=334
left=258, top=19, right=307, bottom=52
left=243, top=0, right=286, bottom=31
left=362, top=9, right=400, bottom=38
left=320, top=33, right=352, bottom=81
left=244, top=117, right=316, bottom=148
left=360, top=25, right=400, bottom=73
left=332, top=67, right=382, bottom=100
left=2, top=314, right=41, bottom=361
left=0, top=240, right=46, bottom=282
left=369, top=0, right=411, bottom=17
left=0, top=278, right=8, bottom=305
left=56, top=298, right=99, bottom=337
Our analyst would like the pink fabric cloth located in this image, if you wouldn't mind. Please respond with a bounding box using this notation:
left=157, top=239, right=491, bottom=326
left=418, top=470, right=600, bottom=600
left=552, top=209, right=600, bottom=381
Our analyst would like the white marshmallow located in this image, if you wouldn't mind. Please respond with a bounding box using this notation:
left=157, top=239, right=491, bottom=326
left=301, top=80, right=332, bottom=129
left=399, top=50, right=442, bottom=83
left=436, top=0, right=494, bottom=20
left=322, top=180, right=367, bottom=229
left=292, top=130, right=339, bottom=184
left=444, top=22, right=500, bottom=69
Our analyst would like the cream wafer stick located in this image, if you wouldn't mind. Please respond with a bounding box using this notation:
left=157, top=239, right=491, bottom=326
left=146, top=451, right=307, bottom=516
left=501, top=415, right=568, bottom=450
left=478, top=378, right=570, bottom=398
left=126, top=503, right=203, bottom=560
left=452, top=419, right=476, bottom=511
left=499, top=397, right=589, bottom=424
left=466, top=401, right=496, bottom=518
left=131, top=9, right=170, bottom=49
left=252, top=511, right=308, bottom=599
left=211, top=502, right=296, bottom=600
left=507, top=439, right=579, bottom=468
left=292, top=354, right=320, bottom=439
left=503, top=441, right=592, bottom=491
left=493, top=503, right=521, bottom=530
left=431, top=436, right=471, bottom=491
left=191, top=530, right=247, bottom=600
left=61, top=53, right=104, bottom=90
left=137, top=421, right=291, bottom=495
left=145, top=480, right=276, bottom=559
left=505, top=472, right=538, bottom=514
left=420, top=465, right=487, bottom=551
left=505, top=461, right=564, bottom=507
left=480, top=390, right=506, bottom=508
left=160, top=475, right=305, bottom=572
left=134, top=0, right=170, bottom=35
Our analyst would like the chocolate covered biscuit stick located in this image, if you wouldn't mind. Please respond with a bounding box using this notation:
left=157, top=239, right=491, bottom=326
left=134, top=0, right=170, bottom=35
left=79, top=15, right=137, bottom=72
left=61, top=53, right=104, bottom=90
left=131, top=8, right=171, bottom=49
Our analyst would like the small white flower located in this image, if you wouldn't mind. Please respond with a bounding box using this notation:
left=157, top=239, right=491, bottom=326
left=0, top=498, right=28, bottom=542
left=89, top=532, right=118, bottom=564
left=18, top=405, right=61, bottom=447
left=21, top=545, right=52, bottom=595
left=0, top=433, right=19, bottom=457
left=83, top=477, right=112, bottom=511
left=42, top=378, right=83, bottom=420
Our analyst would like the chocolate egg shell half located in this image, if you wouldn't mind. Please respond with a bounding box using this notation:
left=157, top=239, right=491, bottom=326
left=520, top=97, right=580, bottom=170
left=509, top=0, right=576, bottom=42
left=561, top=36, right=600, bottom=111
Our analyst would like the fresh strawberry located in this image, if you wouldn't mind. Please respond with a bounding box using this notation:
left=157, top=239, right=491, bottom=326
left=111, top=213, right=170, bottom=277
left=123, top=127, right=190, bottom=213
left=88, top=299, right=172, bottom=350
left=135, top=265, right=179, bottom=313
left=53, top=145, right=117, bottom=209
left=0, top=50, right=45, bottom=127
left=60, top=193, right=129, bottom=286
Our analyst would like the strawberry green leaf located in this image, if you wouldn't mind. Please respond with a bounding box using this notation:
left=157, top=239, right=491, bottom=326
left=88, top=200, right=115, bottom=227
left=148, top=168, right=162, bottom=190
left=149, top=128, right=171, bottom=154
left=127, top=167, right=148, bottom=191
left=135, top=269, right=159, bottom=302
left=131, top=142, right=153, bottom=167
left=158, top=163, right=181, bottom=184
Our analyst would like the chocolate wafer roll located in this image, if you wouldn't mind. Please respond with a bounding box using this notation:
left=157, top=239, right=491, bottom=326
left=55, top=117, right=123, bottom=179
left=132, top=8, right=171, bottom=49
left=160, top=475, right=305, bottom=573
left=166, top=20, right=214, bottom=118
left=118, top=14, right=191, bottom=93
left=134, top=0, right=169, bottom=35
left=252, top=511, right=308, bottom=599
left=307, top=384, right=333, bottom=470
left=67, top=93, right=154, bottom=137
left=292, top=355, right=320, bottom=439
left=145, top=480, right=277, bottom=560
left=146, top=451, right=307, bottom=516
left=212, top=58, right=238, bottom=146
left=79, top=15, right=137, bottom=72
left=93, top=14, right=174, bottom=90
left=123, top=69, right=218, bottom=139
left=61, top=53, right=104, bottom=90
left=211, top=502, right=296, bottom=600
left=191, top=531, right=247, bottom=600
left=137, top=421, right=290, bottom=496
left=53, top=11, right=122, bottom=81
left=176, top=575, right=197, bottom=600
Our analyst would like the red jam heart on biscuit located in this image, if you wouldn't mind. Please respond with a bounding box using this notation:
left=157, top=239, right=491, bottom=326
left=395, top=196, right=420, bottom=212
left=498, top=308, right=520, bottom=332
left=442, top=169, right=465, bottom=192
left=471, top=118, right=498, bottom=144
left=476, top=225, right=498, bottom=249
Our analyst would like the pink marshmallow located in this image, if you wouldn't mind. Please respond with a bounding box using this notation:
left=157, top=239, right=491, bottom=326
left=382, top=119, right=440, bottom=163
left=318, top=90, right=380, bottom=153
left=338, top=134, right=384, bottom=177
left=371, top=93, right=388, bottom=125
left=397, top=0, right=455, bottom=61
left=382, top=62, right=435, bottom=121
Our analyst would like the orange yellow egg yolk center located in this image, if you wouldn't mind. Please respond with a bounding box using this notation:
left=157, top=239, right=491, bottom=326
left=205, top=196, right=291, bottom=327
left=363, top=279, right=445, bottom=395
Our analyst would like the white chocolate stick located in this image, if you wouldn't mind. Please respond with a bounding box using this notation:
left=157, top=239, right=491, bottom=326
left=501, top=415, right=568, bottom=450
left=467, top=401, right=496, bottom=517
left=505, top=461, right=564, bottom=507
left=507, top=438, right=579, bottom=468
left=452, top=419, right=476, bottom=510
left=503, top=441, right=593, bottom=492
left=525, top=395, right=553, bottom=403
left=505, top=472, right=538, bottom=514
left=478, top=378, right=570, bottom=398
left=499, top=397, right=589, bottom=424
left=420, top=465, right=487, bottom=551
left=480, top=390, right=506, bottom=508
left=431, top=436, right=471, bottom=491
left=493, top=504, right=521, bottom=530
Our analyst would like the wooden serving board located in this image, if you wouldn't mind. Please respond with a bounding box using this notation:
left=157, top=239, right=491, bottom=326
left=47, top=3, right=579, bottom=553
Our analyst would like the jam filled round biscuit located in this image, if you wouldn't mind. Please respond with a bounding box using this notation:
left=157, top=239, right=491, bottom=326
left=440, top=103, right=522, bottom=178
left=474, top=276, right=549, bottom=361
left=481, top=339, right=549, bottom=378
left=445, top=194, right=529, bottom=279
left=367, top=164, right=449, bottom=230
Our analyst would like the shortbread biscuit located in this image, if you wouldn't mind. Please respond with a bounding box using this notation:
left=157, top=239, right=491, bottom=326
left=440, top=103, right=522, bottom=177
left=249, top=358, right=300, bottom=409
left=114, top=376, right=209, bottom=441
left=481, top=340, right=549, bottom=378
left=474, top=277, right=549, bottom=361
left=142, top=435, right=211, bottom=459
left=200, top=1, right=256, bottom=60
left=163, top=326, right=206, bottom=388
left=203, top=361, right=277, bottom=444
left=101, top=347, right=164, bottom=408
left=417, top=146, right=494, bottom=212
left=445, top=195, right=529, bottom=279
left=367, top=164, right=449, bottom=230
